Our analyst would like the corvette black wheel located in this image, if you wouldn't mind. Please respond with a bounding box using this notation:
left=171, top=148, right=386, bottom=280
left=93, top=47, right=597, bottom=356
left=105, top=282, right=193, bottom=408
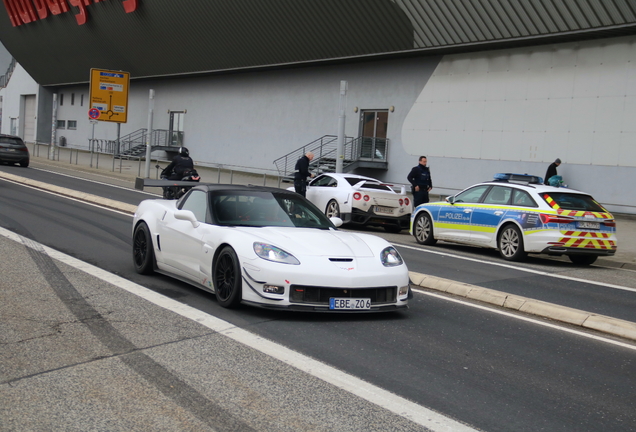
left=132, top=222, right=155, bottom=274
left=214, top=246, right=242, bottom=308
left=413, top=212, right=436, bottom=245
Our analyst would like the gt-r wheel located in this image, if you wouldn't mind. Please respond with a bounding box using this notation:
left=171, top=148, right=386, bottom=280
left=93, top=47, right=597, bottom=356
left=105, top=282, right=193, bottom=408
left=132, top=222, right=155, bottom=274
left=498, top=224, right=527, bottom=261
left=214, top=246, right=242, bottom=308
left=568, top=255, right=598, bottom=265
left=414, top=212, right=436, bottom=245
left=325, top=199, right=340, bottom=218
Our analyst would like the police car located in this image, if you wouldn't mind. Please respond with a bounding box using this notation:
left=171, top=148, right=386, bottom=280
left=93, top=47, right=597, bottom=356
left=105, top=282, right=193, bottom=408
left=410, top=173, right=617, bottom=265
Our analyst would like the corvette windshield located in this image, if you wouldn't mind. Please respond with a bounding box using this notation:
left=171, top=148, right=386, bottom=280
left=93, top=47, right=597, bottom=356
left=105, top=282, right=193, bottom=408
left=212, top=191, right=334, bottom=228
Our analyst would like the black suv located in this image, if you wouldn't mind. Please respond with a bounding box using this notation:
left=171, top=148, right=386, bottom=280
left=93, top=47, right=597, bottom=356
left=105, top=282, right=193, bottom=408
left=0, top=134, right=29, bottom=167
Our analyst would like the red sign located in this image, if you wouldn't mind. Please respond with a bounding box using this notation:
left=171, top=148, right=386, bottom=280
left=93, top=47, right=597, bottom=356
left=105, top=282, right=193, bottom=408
left=88, top=108, right=100, bottom=119
left=2, top=0, right=138, bottom=27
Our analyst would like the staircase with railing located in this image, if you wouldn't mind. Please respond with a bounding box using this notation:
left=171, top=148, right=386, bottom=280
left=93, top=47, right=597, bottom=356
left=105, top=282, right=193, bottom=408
left=91, top=129, right=178, bottom=158
left=273, top=135, right=389, bottom=177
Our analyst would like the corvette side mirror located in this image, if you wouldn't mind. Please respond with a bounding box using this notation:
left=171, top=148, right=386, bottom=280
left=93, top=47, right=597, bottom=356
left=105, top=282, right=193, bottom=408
left=330, top=217, right=343, bottom=228
left=174, top=210, right=200, bottom=227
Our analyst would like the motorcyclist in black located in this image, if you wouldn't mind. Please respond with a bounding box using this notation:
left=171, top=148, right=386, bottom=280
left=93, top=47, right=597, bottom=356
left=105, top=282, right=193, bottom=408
left=161, top=147, right=194, bottom=180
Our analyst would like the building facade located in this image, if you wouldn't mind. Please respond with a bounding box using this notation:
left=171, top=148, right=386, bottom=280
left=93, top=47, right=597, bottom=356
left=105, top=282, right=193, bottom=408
left=1, top=1, right=636, bottom=214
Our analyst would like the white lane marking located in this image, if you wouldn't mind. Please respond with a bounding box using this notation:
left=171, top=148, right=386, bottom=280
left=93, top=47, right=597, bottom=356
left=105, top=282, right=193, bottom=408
left=0, top=226, right=476, bottom=432
left=0, top=178, right=134, bottom=216
left=30, top=166, right=159, bottom=196
left=394, top=242, right=636, bottom=293
left=412, top=287, right=636, bottom=352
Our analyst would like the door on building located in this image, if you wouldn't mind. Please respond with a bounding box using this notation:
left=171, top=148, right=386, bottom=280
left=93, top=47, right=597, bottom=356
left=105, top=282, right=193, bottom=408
left=169, top=111, right=185, bottom=147
left=359, top=110, right=388, bottom=161
left=23, top=95, right=36, bottom=143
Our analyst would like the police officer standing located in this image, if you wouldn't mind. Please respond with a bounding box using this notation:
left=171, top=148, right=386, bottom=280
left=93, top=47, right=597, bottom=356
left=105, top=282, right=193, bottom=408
left=294, top=151, right=314, bottom=197
left=407, top=156, right=433, bottom=207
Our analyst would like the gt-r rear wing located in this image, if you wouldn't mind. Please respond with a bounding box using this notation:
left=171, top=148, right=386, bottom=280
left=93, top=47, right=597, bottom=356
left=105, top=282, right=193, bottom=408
left=351, top=180, right=407, bottom=195
left=134, top=177, right=204, bottom=191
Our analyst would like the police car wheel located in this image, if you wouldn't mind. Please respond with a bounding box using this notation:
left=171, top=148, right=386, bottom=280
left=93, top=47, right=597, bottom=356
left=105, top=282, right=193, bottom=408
left=498, top=224, right=527, bottom=261
left=568, top=255, right=597, bottom=265
left=414, top=212, right=436, bottom=245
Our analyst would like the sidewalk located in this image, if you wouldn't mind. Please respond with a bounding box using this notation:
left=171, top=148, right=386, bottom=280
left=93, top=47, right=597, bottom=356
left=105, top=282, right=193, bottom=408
left=27, top=147, right=636, bottom=271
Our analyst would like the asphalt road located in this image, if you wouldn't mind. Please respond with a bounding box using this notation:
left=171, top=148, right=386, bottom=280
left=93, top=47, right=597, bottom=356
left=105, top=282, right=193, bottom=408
left=1, top=166, right=635, bottom=431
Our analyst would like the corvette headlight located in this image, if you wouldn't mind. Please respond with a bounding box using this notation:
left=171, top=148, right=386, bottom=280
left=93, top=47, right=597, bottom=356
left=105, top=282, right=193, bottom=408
left=381, top=246, right=403, bottom=267
left=253, top=242, right=300, bottom=265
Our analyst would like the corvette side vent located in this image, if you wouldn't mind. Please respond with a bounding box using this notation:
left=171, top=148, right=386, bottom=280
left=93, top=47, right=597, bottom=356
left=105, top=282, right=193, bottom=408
left=329, top=258, right=353, bottom=262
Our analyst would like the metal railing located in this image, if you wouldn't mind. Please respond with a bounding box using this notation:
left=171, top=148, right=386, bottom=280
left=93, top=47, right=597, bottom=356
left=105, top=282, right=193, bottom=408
left=273, top=135, right=389, bottom=176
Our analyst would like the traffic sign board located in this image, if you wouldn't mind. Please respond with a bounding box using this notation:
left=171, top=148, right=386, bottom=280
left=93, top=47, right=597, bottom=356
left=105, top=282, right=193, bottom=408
left=88, top=108, right=100, bottom=119
left=89, top=68, right=130, bottom=123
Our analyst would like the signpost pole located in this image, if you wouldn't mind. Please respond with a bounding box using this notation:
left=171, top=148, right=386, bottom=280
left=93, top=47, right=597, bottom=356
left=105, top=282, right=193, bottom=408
left=336, top=80, right=347, bottom=173
left=144, top=89, right=155, bottom=178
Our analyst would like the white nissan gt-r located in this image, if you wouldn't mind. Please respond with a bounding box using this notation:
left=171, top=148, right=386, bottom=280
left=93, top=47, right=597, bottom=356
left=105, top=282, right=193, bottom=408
left=132, top=184, right=410, bottom=312
left=292, top=173, right=412, bottom=233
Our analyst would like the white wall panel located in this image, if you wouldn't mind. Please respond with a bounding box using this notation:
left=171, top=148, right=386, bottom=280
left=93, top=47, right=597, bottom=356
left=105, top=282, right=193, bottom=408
left=618, top=132, right=636, bottom=167
left=593, top=132, right=621, bottom=166
left=481, top=130, right=502, bottom=160
left=566, top=132, right=594, bottom=164
left=594, top=96, right=625, bottom=133
left=545, top=98, right=572, bottom=133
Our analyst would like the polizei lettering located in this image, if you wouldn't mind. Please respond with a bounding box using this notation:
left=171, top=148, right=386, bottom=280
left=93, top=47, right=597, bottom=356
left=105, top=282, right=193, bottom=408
left=2, top=0, right=137, bottom=26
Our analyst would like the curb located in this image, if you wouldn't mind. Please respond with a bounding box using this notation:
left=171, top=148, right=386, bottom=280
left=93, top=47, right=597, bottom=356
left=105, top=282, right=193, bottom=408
left=0, top=171, right=138, bottom=215
left=409, top=271, right=636, bottom=342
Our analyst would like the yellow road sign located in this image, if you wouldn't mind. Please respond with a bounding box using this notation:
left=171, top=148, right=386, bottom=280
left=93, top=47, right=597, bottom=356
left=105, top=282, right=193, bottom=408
left=89, top=69, right=130, bottom=123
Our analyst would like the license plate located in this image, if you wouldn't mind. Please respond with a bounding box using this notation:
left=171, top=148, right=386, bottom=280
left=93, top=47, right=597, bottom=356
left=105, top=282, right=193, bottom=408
left=329, top=298, right=371, bottom=310
left=4, top=148, right=15, bottom=152
left=577, top=221, right=600, bottom=230
left=374, top=206, right=394, bottom=215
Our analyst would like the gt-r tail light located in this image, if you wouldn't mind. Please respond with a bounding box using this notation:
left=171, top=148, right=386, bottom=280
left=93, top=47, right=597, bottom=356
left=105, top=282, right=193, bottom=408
left=399, top=199, right=404, bottom=206
left=353, top=192, right=362, bottom=200
left=539, top=214, right=575, bottom=224
left=404, top=197, right=410, bottom=206
left=363, top=195, right=370, bottom=202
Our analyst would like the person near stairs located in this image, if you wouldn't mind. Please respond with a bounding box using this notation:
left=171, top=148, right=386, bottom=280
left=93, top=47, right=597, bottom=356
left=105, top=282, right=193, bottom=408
left=293, top=151, right=315, bottom=197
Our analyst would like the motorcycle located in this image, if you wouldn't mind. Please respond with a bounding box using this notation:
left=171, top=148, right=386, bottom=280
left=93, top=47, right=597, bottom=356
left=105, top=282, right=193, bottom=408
left=160, top=167, right=201, bottom=200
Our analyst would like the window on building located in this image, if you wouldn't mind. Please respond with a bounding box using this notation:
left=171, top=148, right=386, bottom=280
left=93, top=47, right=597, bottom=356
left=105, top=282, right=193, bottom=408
left=67, top=120, right=77, bottom=130
left=81, top=94, right=84, bottom=106
left=71, top=93, right=75, bottom=105
left=59, top=94, right=64, bottom=106
left=57, top=120, right=66, bottom=129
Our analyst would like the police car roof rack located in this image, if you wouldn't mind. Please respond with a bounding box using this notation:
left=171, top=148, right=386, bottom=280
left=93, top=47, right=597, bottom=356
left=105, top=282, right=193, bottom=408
left=492, top=173, right=543, bottom=185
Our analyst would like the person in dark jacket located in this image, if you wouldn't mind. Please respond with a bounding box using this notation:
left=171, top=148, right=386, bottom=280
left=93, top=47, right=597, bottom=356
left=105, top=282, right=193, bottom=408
left=161, top=147, right=194, bottom=180
left=407, top=156, right=433, bottom=207
left=294, top=151, right=314, bottom=197
left=544, top=158, right=561, bottom=185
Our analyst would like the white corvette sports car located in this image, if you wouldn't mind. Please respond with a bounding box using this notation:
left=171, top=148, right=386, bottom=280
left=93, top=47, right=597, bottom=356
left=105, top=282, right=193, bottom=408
left=132, top=184, right=410, bottom=312
left=291, top=173, right=412, bottom=233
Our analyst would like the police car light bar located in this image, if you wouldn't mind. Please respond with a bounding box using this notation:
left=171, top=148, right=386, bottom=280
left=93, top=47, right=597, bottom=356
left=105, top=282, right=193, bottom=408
left=493, top=173, right=543, bottom=184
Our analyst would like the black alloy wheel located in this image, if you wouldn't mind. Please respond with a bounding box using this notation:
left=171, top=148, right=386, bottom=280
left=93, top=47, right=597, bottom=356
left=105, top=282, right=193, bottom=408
left=414, top=212, right=437, bottom=245
left=214, top=246, right=242, bottom=308
left=133, top=222, right=155, bottom=274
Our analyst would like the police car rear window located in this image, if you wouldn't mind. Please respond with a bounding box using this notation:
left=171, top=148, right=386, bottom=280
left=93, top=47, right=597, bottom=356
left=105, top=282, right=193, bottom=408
left=542, top=193, right=605, bottom=212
